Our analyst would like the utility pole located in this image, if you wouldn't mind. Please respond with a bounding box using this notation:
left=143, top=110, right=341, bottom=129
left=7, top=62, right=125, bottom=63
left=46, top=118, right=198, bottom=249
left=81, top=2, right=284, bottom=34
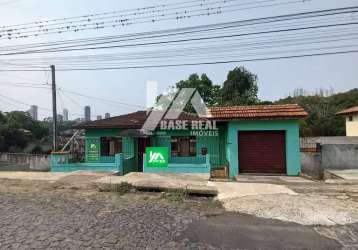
left=51, top=65, right=58, bottom=151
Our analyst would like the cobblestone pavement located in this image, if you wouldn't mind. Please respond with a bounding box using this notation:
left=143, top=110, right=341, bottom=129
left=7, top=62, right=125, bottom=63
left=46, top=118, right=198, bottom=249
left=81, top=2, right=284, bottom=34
left=0, top=179, right=222, bottom=250
left=1, top=178, right=358, bottom=249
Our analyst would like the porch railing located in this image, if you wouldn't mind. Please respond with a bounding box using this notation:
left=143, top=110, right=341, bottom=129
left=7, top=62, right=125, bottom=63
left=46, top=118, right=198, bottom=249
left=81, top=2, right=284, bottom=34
left=99, top=156, right=116, bottom=163
left=51, top=151, right=121, bottom=173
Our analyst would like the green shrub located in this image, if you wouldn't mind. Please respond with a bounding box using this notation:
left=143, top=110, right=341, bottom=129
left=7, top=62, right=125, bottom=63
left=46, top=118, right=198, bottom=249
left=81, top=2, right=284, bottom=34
left=162, top=188, right=188, bottom=202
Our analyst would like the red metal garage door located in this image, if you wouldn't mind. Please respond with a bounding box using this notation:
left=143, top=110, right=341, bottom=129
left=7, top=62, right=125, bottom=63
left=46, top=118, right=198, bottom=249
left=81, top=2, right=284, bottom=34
left=238, top=131, right=286, bottom=174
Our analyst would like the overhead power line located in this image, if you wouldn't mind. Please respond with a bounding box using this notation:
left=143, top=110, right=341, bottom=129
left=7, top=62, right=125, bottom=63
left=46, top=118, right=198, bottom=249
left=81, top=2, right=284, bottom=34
left=0, top=5, right=356, bottom=56
left=1, top=49, right=358, bottom=72
left=0, top=93, right=52, bottom=111
left=0, top=0, right=306, bottom=40
left=0, top=6, right=357, bottom=71
left=0, top=81, right=144, bottom=109
left=1, top=0, right=214, bottom=29
left=57, top=87, right=146, bottom=109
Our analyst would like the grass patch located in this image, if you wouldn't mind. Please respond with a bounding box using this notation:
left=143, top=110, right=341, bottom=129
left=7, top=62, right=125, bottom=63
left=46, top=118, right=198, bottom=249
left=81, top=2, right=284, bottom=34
left=99, top=182, right=133, bottom=195
left=161, top=188, right=188, bottom=202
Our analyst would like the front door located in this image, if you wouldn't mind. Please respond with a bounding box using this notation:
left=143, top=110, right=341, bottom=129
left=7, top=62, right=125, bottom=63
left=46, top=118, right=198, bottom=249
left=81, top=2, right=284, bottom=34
left=138, top=137, right=151, bottom=172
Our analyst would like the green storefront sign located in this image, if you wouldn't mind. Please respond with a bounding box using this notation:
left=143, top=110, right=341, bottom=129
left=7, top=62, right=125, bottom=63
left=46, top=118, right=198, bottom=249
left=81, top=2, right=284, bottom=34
left=87, top=140, right=100, bottom=162
left=146, top=147, right=168, bottom=168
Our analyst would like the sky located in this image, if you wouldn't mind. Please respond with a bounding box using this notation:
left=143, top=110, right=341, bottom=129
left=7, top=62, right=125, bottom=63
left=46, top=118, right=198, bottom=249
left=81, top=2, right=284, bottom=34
left=0, top=0, right=357, bottom=120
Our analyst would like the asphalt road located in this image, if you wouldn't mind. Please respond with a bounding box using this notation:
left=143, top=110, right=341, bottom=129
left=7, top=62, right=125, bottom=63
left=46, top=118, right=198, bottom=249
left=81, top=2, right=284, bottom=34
left=179, top=213, right=342, bottom=250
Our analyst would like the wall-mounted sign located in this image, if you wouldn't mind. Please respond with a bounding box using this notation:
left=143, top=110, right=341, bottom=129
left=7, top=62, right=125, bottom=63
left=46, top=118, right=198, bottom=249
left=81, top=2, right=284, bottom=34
left=146, top=147, right=168, bottom=168
left=87, top=139, right=100, bottom=162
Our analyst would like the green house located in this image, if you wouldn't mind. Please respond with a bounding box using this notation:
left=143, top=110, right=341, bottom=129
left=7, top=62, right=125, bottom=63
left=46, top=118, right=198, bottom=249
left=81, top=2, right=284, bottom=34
left=51, top=104, right=307, bottom=178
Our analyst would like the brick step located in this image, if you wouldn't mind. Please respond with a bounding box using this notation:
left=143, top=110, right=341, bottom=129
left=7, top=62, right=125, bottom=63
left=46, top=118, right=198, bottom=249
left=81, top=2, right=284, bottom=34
left=211, top=166, right=229, bottom=179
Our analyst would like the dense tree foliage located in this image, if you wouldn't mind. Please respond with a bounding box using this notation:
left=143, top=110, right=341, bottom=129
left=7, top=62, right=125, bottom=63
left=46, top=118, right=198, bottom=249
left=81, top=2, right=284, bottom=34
left=218, top=66, right=259, bottom=106
left=0, top=111, right=49, bottom=152
left=5, top=111, right=49, bottom=139
left=157, top=73, right=220, bottom=113
left=176, top=73, right=220, bottom=106
left=276, top=88, right=358, bottom=136
left=162, top=67, right=258, bottom=111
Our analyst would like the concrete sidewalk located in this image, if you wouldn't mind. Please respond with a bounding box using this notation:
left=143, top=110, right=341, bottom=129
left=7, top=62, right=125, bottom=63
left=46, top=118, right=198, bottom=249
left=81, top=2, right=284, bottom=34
left=0, top=171, right=71, bottom=182
left=95, top=172, right=297, bottom=198
left=325, top=169, right=358, bottom=182
left=235, top=175, right=314, bottom=184
left=0, top=171, right=300, bottom=198
left=0, top=171, right=111, bottom=185
left=96, top=172, right=218, bottom=195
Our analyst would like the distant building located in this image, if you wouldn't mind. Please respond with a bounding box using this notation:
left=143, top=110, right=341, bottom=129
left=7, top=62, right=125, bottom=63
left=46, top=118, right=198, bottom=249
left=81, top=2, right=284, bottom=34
left=96, top=115, right=102, bottom=120
left=29, top=105, right=38, bottom=120
left=337, top=106, right=358, bottom=136
left=105, top=113, right=110, bottom=119
left=57, top=114, right=63, bottom=123
left=63, top=109, right=69, bottom=121
left=84, top=106, right=91, bottom=122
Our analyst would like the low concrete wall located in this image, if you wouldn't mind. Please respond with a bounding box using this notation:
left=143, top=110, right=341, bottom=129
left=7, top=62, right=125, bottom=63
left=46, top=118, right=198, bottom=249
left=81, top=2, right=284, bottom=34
left=301, top=144, right=358, bottom=179
left=321, top=144, right=358, bottom=169
left=0, top=153, right=50, bottom=171
left=301, top=152, right=322, bottom=179
left=301, top=136, right=358, bottom=146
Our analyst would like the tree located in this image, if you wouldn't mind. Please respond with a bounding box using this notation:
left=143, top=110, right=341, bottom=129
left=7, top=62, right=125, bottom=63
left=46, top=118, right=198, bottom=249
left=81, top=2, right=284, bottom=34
left=0, top=111, right=50, bottom=152
left=5, top=111, right=48, bottom=139
left=175, top=73, right=220, bottom=107
left=277, top=88, right=358, bottom=136
left=219, top=66, right=259, bottom=106
left=157, top=73, right=220, bottom=113
left=0, top=111, right=6, bottom=124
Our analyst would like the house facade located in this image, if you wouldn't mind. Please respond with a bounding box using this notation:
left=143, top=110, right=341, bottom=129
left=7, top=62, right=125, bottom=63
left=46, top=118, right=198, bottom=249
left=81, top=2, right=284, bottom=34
left=51, top=104, right=307, bottom=178
left=337, top=106, right=358, bottom=136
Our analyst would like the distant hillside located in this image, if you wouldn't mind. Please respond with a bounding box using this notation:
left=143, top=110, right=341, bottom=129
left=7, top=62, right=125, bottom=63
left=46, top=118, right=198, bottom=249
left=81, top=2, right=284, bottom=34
left=275, top=88, right=358, bottom=136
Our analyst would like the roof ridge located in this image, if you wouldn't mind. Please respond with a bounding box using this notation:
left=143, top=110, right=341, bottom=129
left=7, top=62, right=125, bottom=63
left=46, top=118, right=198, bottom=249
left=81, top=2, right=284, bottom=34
left=336, top=106, right=358, bottom=115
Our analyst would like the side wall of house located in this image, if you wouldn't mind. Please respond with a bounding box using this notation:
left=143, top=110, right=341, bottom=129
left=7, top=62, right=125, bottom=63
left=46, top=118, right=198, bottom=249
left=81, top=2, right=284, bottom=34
left=346, top=114, right=358, bottom=136
left=227, top=120, right=301, bottom=177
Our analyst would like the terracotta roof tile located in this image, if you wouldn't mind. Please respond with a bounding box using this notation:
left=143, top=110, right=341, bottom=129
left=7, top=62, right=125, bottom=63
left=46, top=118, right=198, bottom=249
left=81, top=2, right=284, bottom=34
left=208, top=104, right=307, bottom=120
left=336, top=106, right=358, bottom=116
left=74, top=104, right=307, bottom=129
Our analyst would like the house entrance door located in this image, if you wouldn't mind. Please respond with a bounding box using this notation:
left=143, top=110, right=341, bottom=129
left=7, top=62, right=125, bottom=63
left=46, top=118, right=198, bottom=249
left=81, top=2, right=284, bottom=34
left=138, top=137, right=151, bottom=172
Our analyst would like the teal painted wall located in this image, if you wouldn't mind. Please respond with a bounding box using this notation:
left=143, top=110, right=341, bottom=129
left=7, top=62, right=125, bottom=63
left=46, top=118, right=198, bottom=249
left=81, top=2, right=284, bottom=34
left=153, top=127, right=226, bottom=166
left=51, top=152, right=120, bottom=173
left=143, top=154, right=211, bottom=174
left=85, top=128, right=227, bottom=167
left=85, top=129, right=136, bottom=165
left=227, top=120, right=301, bottom=177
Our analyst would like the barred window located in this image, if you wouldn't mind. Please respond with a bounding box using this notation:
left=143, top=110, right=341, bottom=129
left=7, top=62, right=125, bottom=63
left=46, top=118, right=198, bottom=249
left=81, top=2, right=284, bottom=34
left=100, top=137, right=122, bottom=156
left=171, top=136, right=196, bottom=157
